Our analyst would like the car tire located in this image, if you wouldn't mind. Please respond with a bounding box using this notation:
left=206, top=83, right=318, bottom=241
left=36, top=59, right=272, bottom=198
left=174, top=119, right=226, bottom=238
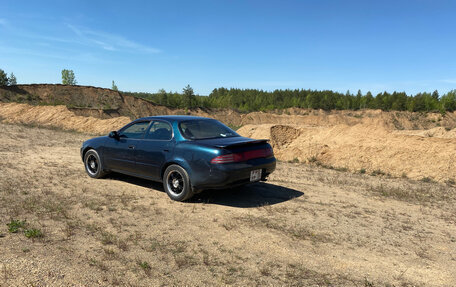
left=163, top=165, right=194, bottom=201
left=84, top=149, right=108, bottom=179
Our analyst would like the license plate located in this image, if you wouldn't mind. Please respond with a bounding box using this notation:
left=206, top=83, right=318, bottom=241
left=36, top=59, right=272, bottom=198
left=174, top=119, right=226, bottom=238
left=250, top=169, right=262, bottom=182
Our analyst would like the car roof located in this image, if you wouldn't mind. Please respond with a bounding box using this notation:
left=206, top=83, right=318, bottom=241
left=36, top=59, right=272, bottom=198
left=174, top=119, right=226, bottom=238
left=135, top=115, right=214, bottom=122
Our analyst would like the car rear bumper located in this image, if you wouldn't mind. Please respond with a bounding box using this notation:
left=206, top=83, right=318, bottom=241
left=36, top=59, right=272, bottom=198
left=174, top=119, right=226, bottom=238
left=192, top=157, right=276, bottom=190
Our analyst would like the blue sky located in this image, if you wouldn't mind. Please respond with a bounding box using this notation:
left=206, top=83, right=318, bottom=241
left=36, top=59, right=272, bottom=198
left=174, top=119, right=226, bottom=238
left=1, top=0, right=455, bottom=95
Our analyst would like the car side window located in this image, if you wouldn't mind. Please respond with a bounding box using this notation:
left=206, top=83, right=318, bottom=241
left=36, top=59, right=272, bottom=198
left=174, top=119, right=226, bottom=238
left=145, top=121, right=172, bottom=140
left=119, top=121, right=150, bottom=139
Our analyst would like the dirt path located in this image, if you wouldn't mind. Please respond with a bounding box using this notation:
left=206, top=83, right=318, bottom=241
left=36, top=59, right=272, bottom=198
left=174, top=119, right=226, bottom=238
left=0, top=123, right=455, bottom=286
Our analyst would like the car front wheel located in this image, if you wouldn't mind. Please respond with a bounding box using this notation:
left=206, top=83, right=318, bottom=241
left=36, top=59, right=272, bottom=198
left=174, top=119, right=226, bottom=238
left=84, top=149, right=108, bottom=179
left=163, top=165, right=194, bottom=201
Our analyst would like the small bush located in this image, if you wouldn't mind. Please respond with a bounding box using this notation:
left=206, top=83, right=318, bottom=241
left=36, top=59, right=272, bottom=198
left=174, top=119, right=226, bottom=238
left=359, top=168, right=366, bottom=174
left=420, top=177, right=434, bottom=183
left=101, top=231, right=116, bottom=245
left=138, top=261, right=151, bottom=271
left=371, top=169, right=386, bottom=176
left=7, top=219, right=26, bottom=233
left=307, top=156, right=317, bottom=163
left=24, top=228, right=43, bottom=239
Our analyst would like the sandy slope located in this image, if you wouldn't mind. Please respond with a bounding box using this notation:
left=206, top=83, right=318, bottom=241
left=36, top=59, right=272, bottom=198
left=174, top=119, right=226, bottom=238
left=238, top=123, right=456, bottom=181
left=0, top=102, right=131, bottom=134
left=0, top=123, right=455, bottom=286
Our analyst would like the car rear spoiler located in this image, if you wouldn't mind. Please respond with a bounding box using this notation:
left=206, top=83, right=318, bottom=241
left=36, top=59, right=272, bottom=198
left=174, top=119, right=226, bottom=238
left=213, top=139, right=270, bottom=148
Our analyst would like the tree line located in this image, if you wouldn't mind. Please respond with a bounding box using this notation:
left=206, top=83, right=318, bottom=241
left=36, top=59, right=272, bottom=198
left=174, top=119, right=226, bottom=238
left=124, top=85, right=200, bottom=109
left=3, top=68, right=456, bottom=113
left=124, top=87, right=456, bottom=113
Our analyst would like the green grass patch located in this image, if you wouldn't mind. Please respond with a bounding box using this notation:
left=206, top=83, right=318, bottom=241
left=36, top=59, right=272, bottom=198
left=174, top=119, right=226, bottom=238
left=24, top=228, right=43, bottom=239
left=7, top=219, right=26, bottom=233
left=138, top=261, right=151, bottom=270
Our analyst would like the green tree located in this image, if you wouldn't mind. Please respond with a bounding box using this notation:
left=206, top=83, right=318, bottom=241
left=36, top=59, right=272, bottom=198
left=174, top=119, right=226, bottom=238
left=423, top=92, right=438, bottom=111
left=432, top=90, right=439, bottom=100
left=8, top=72, right=17, bottom=85
left=440, top=90, right=456, bottom=112
left=353, top=90, right=362, bottom=110
left=306, top=93, right=320, bottom=109
left=61, top=69, right=77, bottom=85
left=111, top=80, right=118, bottom=91
left=183, top=84, right=195, bottom=108
left=124, top=86, right=455, bottom=113
left=0, top=69, right=7, bottom=86
left=323, top=93, right=336, bottom=110
left=157, top=89, right=168, bottom=106
left=391, top=92, right=407, bottom=111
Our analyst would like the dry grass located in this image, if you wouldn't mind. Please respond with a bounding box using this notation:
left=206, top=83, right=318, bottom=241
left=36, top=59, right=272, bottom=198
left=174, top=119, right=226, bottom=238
left=0, top=122, right=455, bottom=286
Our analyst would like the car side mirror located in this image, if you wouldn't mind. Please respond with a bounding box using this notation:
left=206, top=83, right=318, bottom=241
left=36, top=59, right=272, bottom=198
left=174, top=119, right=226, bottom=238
left=108, top=131, right=119, bottom=139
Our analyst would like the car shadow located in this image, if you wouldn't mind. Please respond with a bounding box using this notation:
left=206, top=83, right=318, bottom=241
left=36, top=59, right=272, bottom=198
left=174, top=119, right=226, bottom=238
left=105, top=172, right=165, bottom=191
left=190, top=183, right=304, bottom=208
left=105, top=173, right=304, bottom=208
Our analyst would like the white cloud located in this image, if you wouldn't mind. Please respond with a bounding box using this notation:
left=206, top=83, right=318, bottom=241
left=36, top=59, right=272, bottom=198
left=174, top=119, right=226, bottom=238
left=66, top=24, right=161, bottom=54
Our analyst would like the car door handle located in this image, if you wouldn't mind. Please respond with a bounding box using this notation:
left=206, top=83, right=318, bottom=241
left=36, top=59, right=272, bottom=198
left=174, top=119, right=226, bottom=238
left=163, top=149, right=169, bottom=152
left=128, top=145, right=135, bottom=149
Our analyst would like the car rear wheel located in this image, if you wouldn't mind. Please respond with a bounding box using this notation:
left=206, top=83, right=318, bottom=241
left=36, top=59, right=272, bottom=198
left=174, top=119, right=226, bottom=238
left=163, top=165, right=194, bottom=201
left=84, top=149, right=108, bottom=179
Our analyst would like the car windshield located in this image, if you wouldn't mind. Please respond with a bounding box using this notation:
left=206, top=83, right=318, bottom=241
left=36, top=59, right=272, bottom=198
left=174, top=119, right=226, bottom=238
left=179, top=119, right=239, bottom=140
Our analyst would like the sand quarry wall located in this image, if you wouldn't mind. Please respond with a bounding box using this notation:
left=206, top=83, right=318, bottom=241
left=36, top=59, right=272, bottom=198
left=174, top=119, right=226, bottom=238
left=2, top=92, right=456, bottom=181
left=0, top=84, right=244, bottom=126
left=0, top=102, right=132, bottom=134
left=236, top=110, right=456, bottom=182
left=238, top=124, right=456, bottom=182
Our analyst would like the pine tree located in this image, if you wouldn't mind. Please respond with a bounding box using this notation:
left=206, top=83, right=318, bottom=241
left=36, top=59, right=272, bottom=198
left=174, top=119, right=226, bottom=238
left=432, top=90, right=439, bottom=100
left=111, top=80, right=118, bottom=91
left=158, top=89, right=167, bottom=106
left=61, top=69, right=77, bottom=85
left=8, top=72, right=17, bottom=85
left=183, top=85, right=195, bottom=108
left=0, top=69, right=7, bottom=86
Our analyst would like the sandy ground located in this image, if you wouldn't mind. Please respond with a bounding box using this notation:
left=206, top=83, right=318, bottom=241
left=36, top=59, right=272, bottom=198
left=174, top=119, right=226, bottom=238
left=0, top=122, right=455, bottom=286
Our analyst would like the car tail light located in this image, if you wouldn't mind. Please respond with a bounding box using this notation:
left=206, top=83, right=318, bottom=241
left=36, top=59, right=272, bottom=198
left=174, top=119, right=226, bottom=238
left=210, top=154, right=237, bottom=164
left=211, top=147, right=273, bottom=164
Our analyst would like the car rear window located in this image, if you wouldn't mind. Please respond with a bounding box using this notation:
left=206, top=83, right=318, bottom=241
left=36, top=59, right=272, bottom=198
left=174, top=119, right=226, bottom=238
left=179, top=120, right=239, bottom=140
left=145, top=121, right=172, bottom=140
